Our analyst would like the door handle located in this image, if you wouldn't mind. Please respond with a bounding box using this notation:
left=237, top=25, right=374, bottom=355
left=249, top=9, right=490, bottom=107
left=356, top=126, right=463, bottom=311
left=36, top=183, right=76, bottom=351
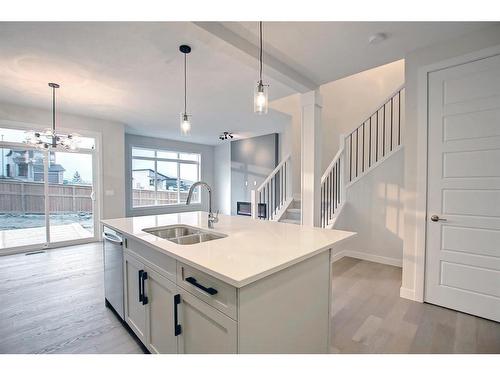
left=103, top=233, right=122, bottom=245
left=138, top=270, right=144, bottom=303
left=141, top=271, right=148, bottom=305
left=430, top=215, right=447, bottom=222
left=185, top=276, right=218, bottom=295
left=174, top=294, right=181, bottom=336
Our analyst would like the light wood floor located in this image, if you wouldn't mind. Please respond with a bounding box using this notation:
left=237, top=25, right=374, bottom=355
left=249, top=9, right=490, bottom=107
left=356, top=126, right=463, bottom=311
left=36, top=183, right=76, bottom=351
left=0, top=244, right=498, bottom=354
left=331, top=257, right=500, bottom=353
left=0, top=243, right=143, bottom=354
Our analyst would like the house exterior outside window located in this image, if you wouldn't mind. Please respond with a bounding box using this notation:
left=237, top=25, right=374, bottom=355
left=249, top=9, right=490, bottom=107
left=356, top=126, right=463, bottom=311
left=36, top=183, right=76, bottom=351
left=131, top=147, right=201, bottom=208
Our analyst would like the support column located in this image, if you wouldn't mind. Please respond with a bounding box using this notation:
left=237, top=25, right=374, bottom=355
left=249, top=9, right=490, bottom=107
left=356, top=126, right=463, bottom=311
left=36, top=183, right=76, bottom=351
left=300, top=90, right=322, bottom=227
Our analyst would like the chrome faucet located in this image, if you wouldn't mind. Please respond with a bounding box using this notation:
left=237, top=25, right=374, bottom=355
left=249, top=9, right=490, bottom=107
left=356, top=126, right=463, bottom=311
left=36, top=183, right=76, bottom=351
left=186, top=181, right=218, bottom=228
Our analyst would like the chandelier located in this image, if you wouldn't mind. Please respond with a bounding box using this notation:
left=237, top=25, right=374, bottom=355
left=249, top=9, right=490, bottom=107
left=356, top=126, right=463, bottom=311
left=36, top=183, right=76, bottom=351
left=25, top=83, right=80, bottom=150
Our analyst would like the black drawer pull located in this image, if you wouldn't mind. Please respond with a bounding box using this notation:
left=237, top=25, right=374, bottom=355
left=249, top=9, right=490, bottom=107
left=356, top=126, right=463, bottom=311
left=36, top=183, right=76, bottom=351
left=174, top=294, right=181, bottom=336
left=138, top=270, right=143, bottom=303
left=141, top=271, right=148, bottom=305
left=185, top=276, right=218, bottom=295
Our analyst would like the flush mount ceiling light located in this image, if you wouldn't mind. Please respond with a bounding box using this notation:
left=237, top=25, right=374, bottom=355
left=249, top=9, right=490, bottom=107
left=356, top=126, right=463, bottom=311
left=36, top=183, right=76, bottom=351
left=25, top=83, right=80, bottom=150
left=179, top=44, right=192, bottom=136
left=254, top=21, right=269, bottom=115
left=219, top=132, right=234, bottom=141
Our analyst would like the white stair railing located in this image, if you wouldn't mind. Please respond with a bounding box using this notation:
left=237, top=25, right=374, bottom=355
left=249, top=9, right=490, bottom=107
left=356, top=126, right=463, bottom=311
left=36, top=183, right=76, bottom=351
left=320, top=144, right=345, bottom=228
left=251, top=154, right=292, bottom=220
left=320, top=86, right=405, bottom=228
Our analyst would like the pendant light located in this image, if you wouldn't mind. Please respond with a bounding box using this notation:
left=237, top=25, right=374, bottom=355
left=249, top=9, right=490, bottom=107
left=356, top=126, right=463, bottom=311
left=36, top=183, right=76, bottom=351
left=25, top=83, right=80, bottom=150
left=179, top=44, right=192, bottom=136
left=254, top=21, right=269, bottom=114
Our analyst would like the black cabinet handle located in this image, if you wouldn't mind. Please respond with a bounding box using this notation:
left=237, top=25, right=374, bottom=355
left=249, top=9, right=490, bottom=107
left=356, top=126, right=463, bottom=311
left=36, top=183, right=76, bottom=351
left=141, top=271, right=148, bottom=305
left=185, top=276, right=218, bottom=295
left=174, top=294, right=181, bottom=336
left=138, top=270, right=144, bottom=303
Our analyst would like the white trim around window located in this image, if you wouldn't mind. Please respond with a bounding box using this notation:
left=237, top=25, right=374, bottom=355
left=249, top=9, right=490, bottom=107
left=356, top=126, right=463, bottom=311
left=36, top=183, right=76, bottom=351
left=130, top=146, right=201, bottom=210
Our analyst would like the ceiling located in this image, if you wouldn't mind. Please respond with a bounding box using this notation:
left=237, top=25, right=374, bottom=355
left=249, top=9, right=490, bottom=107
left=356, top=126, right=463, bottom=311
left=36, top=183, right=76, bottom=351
left=0, top=22, right=495, bottom=145
left=220, top=22, right=496, bottom=86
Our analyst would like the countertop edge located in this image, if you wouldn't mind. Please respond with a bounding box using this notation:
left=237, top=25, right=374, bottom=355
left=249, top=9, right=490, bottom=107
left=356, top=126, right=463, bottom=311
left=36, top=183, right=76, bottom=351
left=101, top=219, right=356, bottom=288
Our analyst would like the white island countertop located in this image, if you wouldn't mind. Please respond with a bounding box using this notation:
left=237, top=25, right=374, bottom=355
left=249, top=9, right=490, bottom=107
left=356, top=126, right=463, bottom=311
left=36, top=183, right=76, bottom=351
left=102, top=211, right=355, bottom=288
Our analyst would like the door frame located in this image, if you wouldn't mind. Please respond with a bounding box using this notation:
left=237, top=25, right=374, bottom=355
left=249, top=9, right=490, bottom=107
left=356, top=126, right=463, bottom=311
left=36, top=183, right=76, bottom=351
left=410, top=44, right=500, bottom=302
left=0, top=119, right=103, bottom=255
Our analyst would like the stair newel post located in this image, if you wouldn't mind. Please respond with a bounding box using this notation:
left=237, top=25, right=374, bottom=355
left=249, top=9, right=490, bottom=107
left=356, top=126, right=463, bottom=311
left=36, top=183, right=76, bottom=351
left=251, top=189, right=258, bottom=220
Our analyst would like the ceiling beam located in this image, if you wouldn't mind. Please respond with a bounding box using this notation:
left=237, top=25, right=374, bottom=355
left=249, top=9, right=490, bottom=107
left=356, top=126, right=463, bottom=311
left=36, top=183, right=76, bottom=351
left=193, top=22, right=317, bottom=93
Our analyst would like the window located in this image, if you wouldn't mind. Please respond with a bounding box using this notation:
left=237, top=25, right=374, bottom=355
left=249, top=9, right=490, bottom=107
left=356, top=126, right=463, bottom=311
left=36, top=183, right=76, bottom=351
left=0, top=127, right=96, bottom=149
left=18, top=163, right=28, bottom=177
left=131, top=147, right=201, bottom=208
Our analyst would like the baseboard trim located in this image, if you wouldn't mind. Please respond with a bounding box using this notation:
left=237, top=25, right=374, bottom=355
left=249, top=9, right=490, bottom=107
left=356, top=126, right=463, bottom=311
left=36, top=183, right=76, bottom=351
left=331, top=249, right=402, bottom=268
left=330, top=250, right=347, bottom=263
left=399, top=287, right=417, bottom=301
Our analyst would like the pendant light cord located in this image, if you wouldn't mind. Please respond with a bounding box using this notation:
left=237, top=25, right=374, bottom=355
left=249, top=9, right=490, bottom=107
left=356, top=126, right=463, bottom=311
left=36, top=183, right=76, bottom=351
left=52, top=85, right=56, bottom=133
left=184, top=52, right=187, bottom=114
left=259, top=21, right=263, bottom=83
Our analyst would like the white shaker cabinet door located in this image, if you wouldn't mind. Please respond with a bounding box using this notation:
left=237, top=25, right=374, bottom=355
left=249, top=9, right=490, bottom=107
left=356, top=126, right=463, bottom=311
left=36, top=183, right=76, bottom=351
left=144, top=268, right=179, bottom=354
left=124, top=253, right=147, bottom=344
left=177, top=290, right=237, bottom=354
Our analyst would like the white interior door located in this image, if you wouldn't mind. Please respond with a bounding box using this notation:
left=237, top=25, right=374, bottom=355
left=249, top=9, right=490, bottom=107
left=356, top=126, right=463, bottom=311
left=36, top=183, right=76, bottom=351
left=425, top=53, right=500, bottom=322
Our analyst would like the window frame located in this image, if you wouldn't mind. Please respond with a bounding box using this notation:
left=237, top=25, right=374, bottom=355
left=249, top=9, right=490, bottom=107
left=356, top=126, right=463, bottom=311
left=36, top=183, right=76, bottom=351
left=130, top=146, right=201, bottom=209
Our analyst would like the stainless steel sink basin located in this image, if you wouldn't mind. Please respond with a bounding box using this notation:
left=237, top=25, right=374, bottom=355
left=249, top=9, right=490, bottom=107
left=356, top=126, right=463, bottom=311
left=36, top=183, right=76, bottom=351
left=170, top=232, right=226, bottom=245
left=142, top=225, right=226, bottom=245
left=144, top=225, right=198, bottom=239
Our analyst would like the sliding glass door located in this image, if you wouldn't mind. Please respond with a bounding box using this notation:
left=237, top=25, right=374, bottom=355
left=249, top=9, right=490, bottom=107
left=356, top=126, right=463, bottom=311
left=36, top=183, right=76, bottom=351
left=0, top=127, right=98, bottom=253
left=48, top=151, right=95, bottom=244
left=0, top=146, right=47, bottom=250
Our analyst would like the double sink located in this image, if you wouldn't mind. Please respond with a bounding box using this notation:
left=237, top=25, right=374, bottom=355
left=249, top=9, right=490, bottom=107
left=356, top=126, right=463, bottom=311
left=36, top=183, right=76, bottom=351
left=143, top=224, right=227, bottom=245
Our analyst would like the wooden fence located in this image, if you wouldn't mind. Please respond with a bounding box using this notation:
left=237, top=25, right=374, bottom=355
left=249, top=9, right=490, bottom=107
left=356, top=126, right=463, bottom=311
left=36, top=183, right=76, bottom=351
left=0, top=180, right=92, bottom=214
left=132, top=189, right=198, bottom=207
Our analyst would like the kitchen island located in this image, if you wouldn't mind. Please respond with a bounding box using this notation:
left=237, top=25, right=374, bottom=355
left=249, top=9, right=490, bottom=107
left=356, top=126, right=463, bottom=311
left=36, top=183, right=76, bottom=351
left=101, top=211, right=355, bottom=354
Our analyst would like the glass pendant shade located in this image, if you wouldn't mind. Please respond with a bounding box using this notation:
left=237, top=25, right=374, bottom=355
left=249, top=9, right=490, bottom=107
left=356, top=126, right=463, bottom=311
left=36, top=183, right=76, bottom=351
left=180, top=112, right=191, bottom=136
left=254, top=81, right=268, bottom=114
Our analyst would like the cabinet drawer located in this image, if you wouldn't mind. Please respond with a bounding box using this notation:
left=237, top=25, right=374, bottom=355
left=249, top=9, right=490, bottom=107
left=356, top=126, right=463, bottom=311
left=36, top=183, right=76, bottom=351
left=125, top=238, right=176, bottom=282
left=177, top=262, right=237, bottom=320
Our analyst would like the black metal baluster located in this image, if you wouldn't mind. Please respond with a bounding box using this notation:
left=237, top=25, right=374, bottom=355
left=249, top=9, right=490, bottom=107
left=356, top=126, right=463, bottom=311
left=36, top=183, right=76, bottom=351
left=398, top=90, right=401, bottom=146
left=336, top=159, right=340, bottom=205
left=332, top=163, right=337, bottom=216
left=362, top=122, right=365, bottom=173
left=330, top=169, right=334, bottom=218
left=369, top=116, right=372, bottom=168
left=355, top=128, right=358, bottom=179
left=376, top=110, right=379, bottom=163
left=349, top=134, right=353, bottom=182
left=383, top=104, right=386, bottom=158
left=390, top=97, right=393, bottom=152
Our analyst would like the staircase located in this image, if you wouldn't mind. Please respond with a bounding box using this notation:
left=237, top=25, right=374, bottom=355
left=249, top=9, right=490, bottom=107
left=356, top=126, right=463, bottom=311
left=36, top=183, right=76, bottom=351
left=280, top=200, right=301, bottom=224
left=320, top=85, right=405, bottom=228
left=251, top=85, right=405, bottom=227
left=251, top=154, right=293, bottom=221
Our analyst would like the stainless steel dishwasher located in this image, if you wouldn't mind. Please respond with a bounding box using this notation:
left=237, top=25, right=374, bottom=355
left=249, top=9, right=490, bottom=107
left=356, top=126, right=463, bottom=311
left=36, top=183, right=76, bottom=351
left=103, top=226, right=125, bottom=320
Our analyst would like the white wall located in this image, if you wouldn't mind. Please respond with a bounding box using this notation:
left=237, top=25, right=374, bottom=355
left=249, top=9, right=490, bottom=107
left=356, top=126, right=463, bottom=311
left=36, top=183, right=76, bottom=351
left=271, top=61, right=405, bottom=199
left=320, top=60, right=405, bottom=171
left=402, top=24, right=500, bottom=300
left=214, top=142, right=231, bottom=215
left=125, top=134, right=214, bottom=217
left=334, top=148, right=404, bottom=265
left=0, top=101, right=125, bottom=220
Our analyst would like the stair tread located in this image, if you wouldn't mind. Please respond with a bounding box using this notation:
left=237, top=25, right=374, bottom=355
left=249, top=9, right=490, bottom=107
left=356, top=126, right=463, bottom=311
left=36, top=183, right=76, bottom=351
left=287, top=208, right=301, bottom=213
left=281, top=218, right=301, bottom=225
